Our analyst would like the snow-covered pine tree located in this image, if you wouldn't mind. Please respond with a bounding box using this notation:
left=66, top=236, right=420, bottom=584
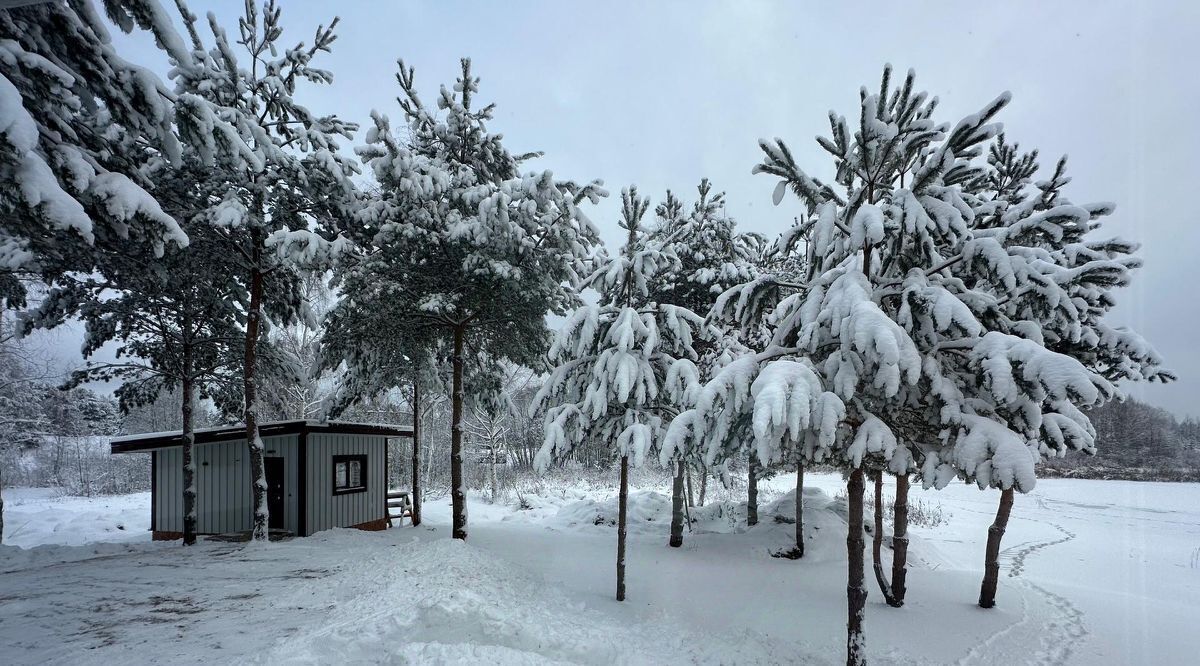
left=667, top=66, right=1168, bottom=664
left=135, top=0, right=360, bottom=541
left=0, top=0, right=251, bottom=304
left=338, top=58, right=604, bottom=540
left=649, top=179, right=762, bottom=547
left=24, top=161, right=243, bottom=546
left=959, top=134, right=1173, bottom=607
left=0, top=0, right=282, bottom=542
left=532, top=187, right=707, bottom=600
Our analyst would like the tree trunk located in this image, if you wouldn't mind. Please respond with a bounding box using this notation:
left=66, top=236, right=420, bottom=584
left=891, top=474, right=909, bottom=606
left=747, top=452, right=759, bottom=527
left=871, top=470, right=898, bottom=606
left=979, top=487, right=1014, bottom=608
left=450, top=325, right=467, bottom=540
left=669, top=459, right=685, bottom=547
left=846, top=467, right=867, bottom=666
left=698, top=470, right=708, bottom=507
left=616, top=454, right=629, bottom=601
left=244, top=260, right=269, bottom=542
left=489, top=445, right=499, bottom=504
left=181, top=337, right=197, bottom=546
left=685, top=467, right=695, bottom=508
left=1, top=466, right=5, bottom=545
left=410, top=381, right=421, bottom=526
left=795, top=460, right=805, bottom=556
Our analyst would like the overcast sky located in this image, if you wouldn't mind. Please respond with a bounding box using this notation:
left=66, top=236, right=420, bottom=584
left=41, top=1, right=1200, bottom=416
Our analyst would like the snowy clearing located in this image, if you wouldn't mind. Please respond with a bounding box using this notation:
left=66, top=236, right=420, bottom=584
left=1, top=475, right=1198, bottom=664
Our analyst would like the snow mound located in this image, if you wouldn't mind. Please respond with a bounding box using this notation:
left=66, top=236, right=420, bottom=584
left=541, top=484, right=844, bottom=541
left=263, top=536, right=748, bottom=665
left=549, top=489, right=671, bottom=531
left=1, top=489, right=151, bottom=549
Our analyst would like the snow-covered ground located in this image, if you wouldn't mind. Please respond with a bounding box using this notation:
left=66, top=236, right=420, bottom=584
left=1, top=475, right=1197, bottom=664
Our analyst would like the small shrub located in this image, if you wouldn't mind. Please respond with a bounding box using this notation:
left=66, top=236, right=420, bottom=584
left=833, top=487, right=951, bottom=529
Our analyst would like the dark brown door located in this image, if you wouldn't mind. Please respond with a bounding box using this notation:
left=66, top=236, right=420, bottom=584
left=265, top=457, right=285, bottom=531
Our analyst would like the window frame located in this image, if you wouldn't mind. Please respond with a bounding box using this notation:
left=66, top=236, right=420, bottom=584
left=331, top=454, right=368, bottom=496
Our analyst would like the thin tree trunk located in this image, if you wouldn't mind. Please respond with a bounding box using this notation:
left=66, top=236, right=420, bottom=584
left=747, top=452, right=759, bottom=527
left=450, top=325, right=467, bottom=540
left=698, top=470, right=707, bottom=507
left=489, top=445, right=499, bottom=504
left=872, top=470, right=898, bottom=606
left=846, top=467, right=867, bottom=666
left=0, top=466, right=5, bottom=545
left=181, top=334, right=197, bottom=546
left=685, top=467, right=695, bottom=508
left=410, top=381, right=421, bottom=526
left=979, top=487, right=1014, bottom=609
left=795, top=460, right=805, bottom=556
left=669, top=459, right=685, bottom=547
left=617, top=454, right=629, bottom=601
left=891, top=473, right=909, bottom=606
left=245, top=259, right=269, bottom=542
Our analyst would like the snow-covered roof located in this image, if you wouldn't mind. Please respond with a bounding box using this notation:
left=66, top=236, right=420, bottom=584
left=110, top=419, right=413, bottom=454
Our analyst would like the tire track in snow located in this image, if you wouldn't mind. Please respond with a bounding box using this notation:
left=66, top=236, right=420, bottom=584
left=958, top=509, right=1087, bottom=666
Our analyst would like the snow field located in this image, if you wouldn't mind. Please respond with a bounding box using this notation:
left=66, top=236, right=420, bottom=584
left=2, top=474, right=1198, bottom=664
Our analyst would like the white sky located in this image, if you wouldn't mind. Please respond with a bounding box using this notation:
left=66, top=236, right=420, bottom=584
left=42, top=0, right=1200, bottom=417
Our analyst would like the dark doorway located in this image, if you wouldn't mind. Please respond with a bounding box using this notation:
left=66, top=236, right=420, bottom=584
left=265, top=457, right=285, bottom=531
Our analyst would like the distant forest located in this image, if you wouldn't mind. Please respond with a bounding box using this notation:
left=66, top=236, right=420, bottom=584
left=1041, top=398, right=1200, bottom=481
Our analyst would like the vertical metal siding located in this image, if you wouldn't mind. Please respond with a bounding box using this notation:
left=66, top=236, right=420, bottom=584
left=155, top=448, right=182, bottom=532
left=155, top=434, right=299, bottom=535
left=305, top=433, right=385, bottom=534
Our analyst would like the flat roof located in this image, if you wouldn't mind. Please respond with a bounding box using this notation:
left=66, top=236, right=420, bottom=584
left=111, top=420, right=414, bottom=454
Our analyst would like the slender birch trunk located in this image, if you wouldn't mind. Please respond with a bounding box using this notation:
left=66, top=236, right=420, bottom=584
left=450, top=325, right=467, bottom=540
left=685, top=467, right=695, bottom=508
left=846, top=467, right=867, bottom=666
left=489, top=445, right=499, bottom=504
left=616, top=454, right=629, bottom=601
left=669, top=460, right=685, bottom=547
left=891, top=473, right=909, bottom=605
left=698, top=470, right=707, bottom=507
left=979, top=487, right=1014, bottom=608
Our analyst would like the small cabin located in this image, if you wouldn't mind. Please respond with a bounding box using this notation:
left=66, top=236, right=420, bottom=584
left=111, top=420, right=413, bottom=540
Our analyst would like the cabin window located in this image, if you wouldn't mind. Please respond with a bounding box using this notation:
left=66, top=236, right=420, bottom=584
left=332, top=455, right=368, bottom=495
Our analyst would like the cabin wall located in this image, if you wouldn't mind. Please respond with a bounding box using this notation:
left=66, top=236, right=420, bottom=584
left=153, top=434, right=299, bottom=535
left=304, top=433, right=387, bottom=534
